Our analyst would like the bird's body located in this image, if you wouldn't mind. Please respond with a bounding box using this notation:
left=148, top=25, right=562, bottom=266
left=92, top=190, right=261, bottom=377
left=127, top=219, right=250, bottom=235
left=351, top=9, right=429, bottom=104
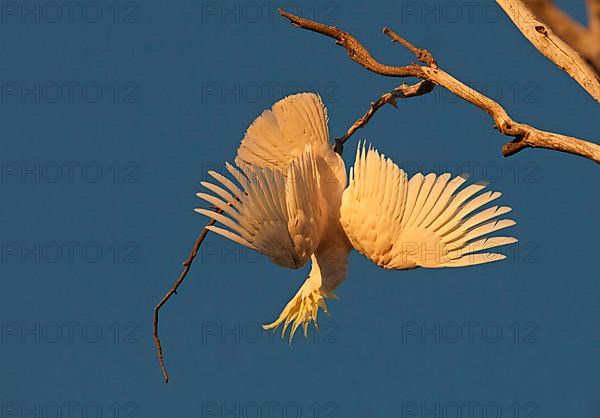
left=197, top=93, right=517, bottom=341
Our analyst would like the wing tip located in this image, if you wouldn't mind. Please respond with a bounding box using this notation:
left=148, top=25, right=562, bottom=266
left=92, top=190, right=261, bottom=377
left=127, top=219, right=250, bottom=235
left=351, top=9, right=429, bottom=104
left=279, top=91, right=323, bottom=104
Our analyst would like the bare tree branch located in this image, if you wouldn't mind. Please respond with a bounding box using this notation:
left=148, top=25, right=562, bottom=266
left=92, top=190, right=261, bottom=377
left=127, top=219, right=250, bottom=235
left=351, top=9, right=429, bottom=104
left=153, top=211, right=221, bottom=383
left=524, top=1, right=592, bottom=56
left=521, top=0, right=600, bottom=75
left=278, top=8, right=600, bottom=164
left=334, top=81, right=435, bottom=154
left=497, top=0, right=600, bottom=102
left=384, top=30, right=437, bottom=68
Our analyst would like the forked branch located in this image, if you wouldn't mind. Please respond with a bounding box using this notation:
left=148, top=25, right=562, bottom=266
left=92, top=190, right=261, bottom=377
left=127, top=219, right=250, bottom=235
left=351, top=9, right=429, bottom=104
left=278, top=9, right=600, bottom=164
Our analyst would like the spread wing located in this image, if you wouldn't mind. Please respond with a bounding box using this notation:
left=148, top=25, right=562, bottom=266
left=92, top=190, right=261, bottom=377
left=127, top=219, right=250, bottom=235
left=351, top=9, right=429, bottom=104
left=196, top=146, right=326, bottom=269
left=339, top=143, right=517, bottom=269
left=235, top=92, right=330, bottom=170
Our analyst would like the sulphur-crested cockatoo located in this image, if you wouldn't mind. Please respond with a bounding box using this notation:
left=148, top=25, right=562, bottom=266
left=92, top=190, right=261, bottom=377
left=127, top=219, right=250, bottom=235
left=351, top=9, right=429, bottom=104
left=196, top=93, right=517, bottom=341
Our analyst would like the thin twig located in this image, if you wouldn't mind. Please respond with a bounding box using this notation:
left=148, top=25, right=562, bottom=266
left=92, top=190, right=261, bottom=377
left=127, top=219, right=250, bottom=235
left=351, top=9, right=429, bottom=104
left=382, top=27, right=437, bottom=68
left=279, top=9, right=423, bottom=78
left=153, top=210, right=222, bottom=383
left=278, top=8, right=600, bottom=164
left=334, top=81, right=435, bottom=154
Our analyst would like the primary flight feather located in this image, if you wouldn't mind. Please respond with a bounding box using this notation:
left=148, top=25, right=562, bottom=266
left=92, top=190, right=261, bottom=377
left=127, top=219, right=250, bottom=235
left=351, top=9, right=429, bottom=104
left=196, top=93, right=517, bottom=341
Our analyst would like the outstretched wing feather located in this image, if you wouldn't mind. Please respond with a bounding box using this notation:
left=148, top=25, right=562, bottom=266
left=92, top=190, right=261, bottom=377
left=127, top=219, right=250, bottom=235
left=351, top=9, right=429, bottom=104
left=340, top=143, right=517, bottom=270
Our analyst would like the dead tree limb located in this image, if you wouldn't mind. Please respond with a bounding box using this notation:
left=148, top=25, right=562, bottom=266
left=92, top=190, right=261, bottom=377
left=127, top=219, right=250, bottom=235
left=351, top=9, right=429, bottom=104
left=278, top=8, right=600, bottom=164
left=497, top=0, right=600, bottom=101
left=521, top=0, right=600, bottom=75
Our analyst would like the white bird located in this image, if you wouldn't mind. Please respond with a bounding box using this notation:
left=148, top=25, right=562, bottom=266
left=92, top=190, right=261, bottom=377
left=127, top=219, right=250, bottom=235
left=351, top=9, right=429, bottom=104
left=196, top=93, right=517, bottom=341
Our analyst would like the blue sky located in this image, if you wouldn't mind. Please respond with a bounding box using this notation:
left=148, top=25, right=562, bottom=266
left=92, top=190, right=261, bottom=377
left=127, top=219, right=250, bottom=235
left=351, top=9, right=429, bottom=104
left=1, top=1, right=599, bottom=417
